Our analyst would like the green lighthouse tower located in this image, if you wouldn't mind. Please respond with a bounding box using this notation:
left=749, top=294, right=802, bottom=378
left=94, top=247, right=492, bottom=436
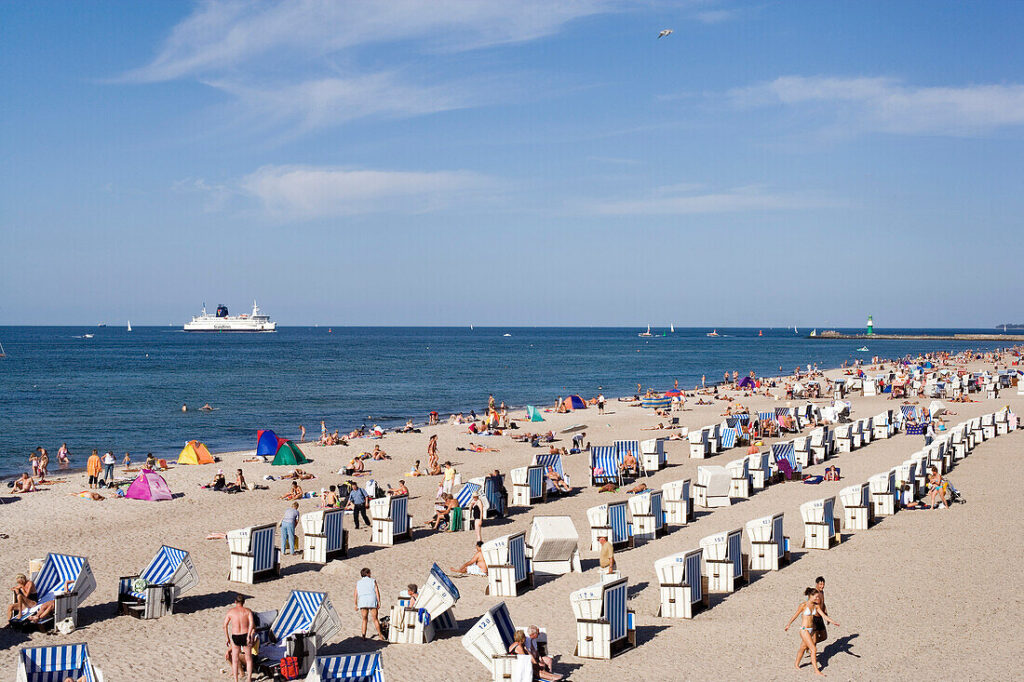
left=866, top=315, right=874, bottom=336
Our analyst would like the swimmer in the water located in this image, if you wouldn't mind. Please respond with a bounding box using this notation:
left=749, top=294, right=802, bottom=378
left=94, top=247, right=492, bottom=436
left=181, top=404, right=188, bottom=412
left=201, top=403, right=214, bottom=411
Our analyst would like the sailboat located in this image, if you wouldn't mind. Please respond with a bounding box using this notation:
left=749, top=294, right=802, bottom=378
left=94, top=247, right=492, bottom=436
left=706, top=329, right=719, bottom=337
left=0, top=339, right=6, bottom=358
left=470, top=324, right=474, bottom=331
left=794, top=326, right=799, bottom=334
left=810, top=329, right=816, bottom=337
left=638, top=325, right=653, bottom=337
left=670, top=323, right=675, bottom=333
left=127, top=320, right=132, bottom=332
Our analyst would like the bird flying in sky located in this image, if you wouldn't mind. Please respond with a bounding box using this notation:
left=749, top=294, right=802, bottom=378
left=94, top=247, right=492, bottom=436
left=658, top=29, right=673, bottom=39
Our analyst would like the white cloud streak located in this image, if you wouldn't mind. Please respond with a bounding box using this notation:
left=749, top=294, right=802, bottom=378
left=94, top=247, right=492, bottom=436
left=728, top=76, right=1024, bottom=136
left=588, top=184, right=832, bottom=215
left=238, top=165, right=491, bottom=218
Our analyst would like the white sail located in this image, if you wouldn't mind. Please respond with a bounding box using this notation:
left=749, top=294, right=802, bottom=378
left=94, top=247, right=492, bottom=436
left=127, top=320, right=132, bottom=332
left=670, top=323, right=675, bottom=333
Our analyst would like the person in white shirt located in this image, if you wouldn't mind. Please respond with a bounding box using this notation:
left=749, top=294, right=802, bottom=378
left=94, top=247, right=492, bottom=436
left=101, top=451, right=116, bottom=484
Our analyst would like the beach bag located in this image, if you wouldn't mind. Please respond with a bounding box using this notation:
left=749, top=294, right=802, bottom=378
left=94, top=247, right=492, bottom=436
left=279, top=656, right=300, bottom=679
left=56, top=617, right=76, bottom=635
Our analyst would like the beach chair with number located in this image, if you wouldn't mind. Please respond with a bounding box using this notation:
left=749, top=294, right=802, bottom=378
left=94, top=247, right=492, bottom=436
left=700, top=529, right=747, bottom=593
left=801, top=497, right=839, bottom=550
left=654, top=548, right=707, bottom=619
left=117, top=545, right=199, bottom=620
left=255, top=590, right=341, bottom=680
left=387, top=563, right=460, bottom=645
left=587, top=500, right=632, bottom=551
left=571, top=577, right=636, bottom=659
left=746, top=513, right=789, bottom=571
left=483, top=532, right=531, bottom=597
left=589, top=446, right=623, bottom=487
left=9, top=553, right=95, bottom=632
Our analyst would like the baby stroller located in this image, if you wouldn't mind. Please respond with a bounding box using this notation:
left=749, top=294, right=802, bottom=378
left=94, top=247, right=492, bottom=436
left=945, top=480, right=966, bottom=505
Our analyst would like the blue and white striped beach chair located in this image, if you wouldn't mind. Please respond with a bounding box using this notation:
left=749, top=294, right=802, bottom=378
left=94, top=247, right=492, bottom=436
left=700, top=528, right=746, bottom=592
left=587, top=500, right=632, bottom=550
left=571, top=577, right=635, bottom=659
left=483, top=474, right=507, bottom=517
left=303, top=507, right=349, bottom=560
left=462, top=601, right=523, bottom=679
left=757, top=411, right=777, bottom=437
left=589, top=446, right=623, bottom=487
left=453, top=480, right=489, bottom=532
left=17, top=643, right=103, bottom=682
left=483, top=531, right=530, bottom=597
left=770, top=442, right=800, bottom=479
left=227, top=523, right=280, bottom=584
left=628, top=489, right=665, bottom=543
left=801, top=497, right=838, bottom=550
left=118, top=545, right=198, bottom=619
left=746, top=513, right=789, bottom=571
left=388, top=563, right=460, bottom=644
left=370, top=494, right=410, bottom=545
left=533, top=453, right=571, bottom=493
left=654, top=548, right=706, bottom=618
left=720, top=427, right=738, bottom=450
left=10, top=553, right=95, bottom=632
left=307, top=652, right=385, bottom=682
left=257, top=590, right=341, bottom=679
left=511, top=465, right=546, bottom=506
left=614, top=440, right=644, bottom=476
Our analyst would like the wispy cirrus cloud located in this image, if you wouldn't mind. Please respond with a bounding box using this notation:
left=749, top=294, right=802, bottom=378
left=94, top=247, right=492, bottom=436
left=587, top=183, right=834, bottom=215
left=727, top=76, right=1024, bottom=136
left=237, top=164, right=492, bottom=219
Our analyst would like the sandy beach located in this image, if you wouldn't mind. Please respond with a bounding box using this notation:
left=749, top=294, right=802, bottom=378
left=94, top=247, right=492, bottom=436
left=2, top=359, right=1021, bottom=682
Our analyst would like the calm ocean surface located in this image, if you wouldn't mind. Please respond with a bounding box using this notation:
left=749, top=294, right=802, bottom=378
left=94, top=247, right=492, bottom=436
left=0, top=326, right=1014, bottom=476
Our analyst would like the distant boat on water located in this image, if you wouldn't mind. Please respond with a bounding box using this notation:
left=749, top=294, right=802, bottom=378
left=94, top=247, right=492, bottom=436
left=857, top=346, right=869, bottom=352
left=0, top=339, right=6, bottom=358
left=503, top=333, right=512, bottom=337
left=127, top=320, right=132, bottom=332
left=670, top=323, right=675, bottom=333
left=706, top=329, right=719, bottom=337
left=638, top=325, right=653, bottom=337
left=83, top=334, right=94, bottom=339
left=97, top=322, right=106, bottom=327
left=810, top=329, right=816, bottom=337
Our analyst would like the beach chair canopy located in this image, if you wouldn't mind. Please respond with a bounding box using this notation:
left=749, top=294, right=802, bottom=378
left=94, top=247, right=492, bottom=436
left=462, top=602, right=516, bottom=670
left=177, top=439, right=213, bottom=465
left=525, top=405, right=545, bottom=422
left=12, top=554, right=95, bottom=623
left=272, top=440, right=309, bottom=466
left=309, top=652, right=385, bottom=682
left=563, top=395, right=587, bottom=411
left=272, top=590, right=340, bottom=643
left=130, top=546, right=197, bottom=598
left=125, top=469, right=173, bottom=501
left=18, top=643, right=99, bottom=682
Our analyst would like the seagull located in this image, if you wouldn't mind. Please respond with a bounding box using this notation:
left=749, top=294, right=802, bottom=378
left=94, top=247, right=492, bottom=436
left=658, top=29, right=673, bottom=39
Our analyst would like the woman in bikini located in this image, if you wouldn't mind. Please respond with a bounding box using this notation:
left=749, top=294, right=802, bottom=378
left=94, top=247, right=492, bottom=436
left=784, top=588, right=839, bottom=676
left=427, top=435, right=440, bottom=475
left=926, top=465, right=948, bottom=509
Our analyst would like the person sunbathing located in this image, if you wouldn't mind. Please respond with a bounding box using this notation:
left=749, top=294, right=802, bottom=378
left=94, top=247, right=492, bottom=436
left=282, top=469, right=315, bottom=480
left=626, top=482, right=649, bottom=494
left=619, top=451, right=638, bottom=476
left=926, top=466, right=949, bottom=509
left=71, top=491, right=105, bottom=501
left=7, top=574, right=36, bottom=621
left=12, top=473, right=36, bottom=494
left=546, top=466, right=571, bottom=492
left=281, top=481, right=304, bottom=501
left=451, top=541, right=488, bottom=576
left=390, top=480, right=409, bottom=496
left=409, top=460, right=424, bottom=477
left=370, top=445, right=390, bottom=460
left=641, top=422, right=665, bottom=430
left=467, top=442, right=499, bottom=453
left=25, top=580, right=73, bottom=624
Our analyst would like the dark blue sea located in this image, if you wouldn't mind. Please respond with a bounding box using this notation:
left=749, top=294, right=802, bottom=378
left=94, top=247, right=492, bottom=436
left=0, top=326, right=1015, bottom=476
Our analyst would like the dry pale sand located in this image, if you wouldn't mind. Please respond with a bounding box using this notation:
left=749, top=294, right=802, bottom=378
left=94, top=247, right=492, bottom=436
left=1, top=362, right=1021, bottom=682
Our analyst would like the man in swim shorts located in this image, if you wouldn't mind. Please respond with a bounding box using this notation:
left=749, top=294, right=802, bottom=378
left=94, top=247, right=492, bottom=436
left=224, top=594, right=255, bottom=682
left=813, top=576, right=829, bottom=643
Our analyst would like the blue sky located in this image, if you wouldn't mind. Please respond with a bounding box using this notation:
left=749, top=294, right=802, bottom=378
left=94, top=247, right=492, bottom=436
left=2, top=1, right=1022, bottom=326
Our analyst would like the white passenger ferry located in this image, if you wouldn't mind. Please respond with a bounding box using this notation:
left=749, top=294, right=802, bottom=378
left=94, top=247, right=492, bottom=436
left=184, top=301, right=277, bottom=332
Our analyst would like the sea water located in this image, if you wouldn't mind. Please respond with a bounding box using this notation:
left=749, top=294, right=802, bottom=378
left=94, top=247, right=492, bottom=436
left=0, top=326, right=1013, bottom=476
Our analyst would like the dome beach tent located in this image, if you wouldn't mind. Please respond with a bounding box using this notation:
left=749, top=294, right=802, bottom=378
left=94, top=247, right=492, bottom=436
left=526, top=406, right=545, bottom=422
left=125, top=469, right=173, bottom=501
left=563, top=395, right=587, bottom=411
left=273, top=441, right=309, bottom=466
left=256, top=429, right=310, bottom=464
left=178, top=440, right=214, bottom=465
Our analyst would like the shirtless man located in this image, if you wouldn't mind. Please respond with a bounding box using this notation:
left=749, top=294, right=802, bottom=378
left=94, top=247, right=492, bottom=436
left=619, top=451, right=638, bottom=477
left=7, top=574, right=36, bottom=621
left=546, top=466, right=571, bottom=492
left=813, top=576, right=830, bottom=644
left=223, top=594, right=255, bottom=682
left=451, top=541, right=488, bottom=576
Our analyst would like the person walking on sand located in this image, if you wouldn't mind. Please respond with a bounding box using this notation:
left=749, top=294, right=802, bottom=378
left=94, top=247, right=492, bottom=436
left=442, top=461, right=457, bottom=495
left=468, top=491, right=485, bottom=543
left=37, top=448, right=49, bottom=479
left=597, top=393, right=605, bottom=414
left=784, top=587, right=839, bottom=677
left=280, top=502, right=300, bottom=555
left=597, top=535, right=615, bottom=575
left=354, top=568, right=385, bottom=640
left=299, top=424, right=306, bottom=442
left=224, top=594, right=255, bottom=682
left=427, top=435, right=439, bottom=474
left=347, top=483, right=370, bottom=529
left=813, top=576, right=830, bottom=644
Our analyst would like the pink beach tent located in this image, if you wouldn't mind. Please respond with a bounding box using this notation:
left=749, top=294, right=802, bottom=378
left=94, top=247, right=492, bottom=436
left=125, top=469, right=173, bottom=501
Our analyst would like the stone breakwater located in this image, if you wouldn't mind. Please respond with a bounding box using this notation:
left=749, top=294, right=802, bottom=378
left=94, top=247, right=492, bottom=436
left=811, top=331, right=1024, bottom=341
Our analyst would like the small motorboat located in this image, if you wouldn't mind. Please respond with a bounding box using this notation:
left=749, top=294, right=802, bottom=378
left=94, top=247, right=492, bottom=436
left=638, top=324, right=653, bottom=337
left=857, top=346, right=869, bottom=352
left=706, top=329, right=720, bottom=337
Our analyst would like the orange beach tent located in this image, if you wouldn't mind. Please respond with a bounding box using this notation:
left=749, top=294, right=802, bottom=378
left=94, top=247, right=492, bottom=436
left=178, top=440, right=213, bottom=465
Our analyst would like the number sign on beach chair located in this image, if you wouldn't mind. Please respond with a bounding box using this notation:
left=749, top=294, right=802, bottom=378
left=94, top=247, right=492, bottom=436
left=589, top=446, right=623, bottom=487
left=746, top=513, right=790, bottom=571
left=228, top=523, right=280, bottom=584
left=303, top=507, right=349, bottom=561
left=483, top=532, right=531, bottom=597
left=388, top=564, right=460, bottom=645
left=628, top=489, right=665, bottom=544
left=510, top=465, right=546, bottom=506
left=17, top=643, right=104, bottom=682
left=463, top=602, right=554, bottom=681
left=654, top=548, right=707, bottom=619
left=9, top=553, right=96, bottom=632
left=526, top=516, right=582, bottom=577
left=801, top=497, right=839, bottom=550
left=306, top=652, right=385, bottom=682
left=256, top=590, right=341, bottom=680
left=661, top=479, right=693, bottom=525
left=726, top=458, right=751, bottom=499
left=700, top=529, right=747, bottom=593
left=571, top=577, right=636, bottom=659
left=117, top=545, right=198, bottom=620
left=587, top=501, right=632, bottom=551
left=370, top=494, right=411, bottom=545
